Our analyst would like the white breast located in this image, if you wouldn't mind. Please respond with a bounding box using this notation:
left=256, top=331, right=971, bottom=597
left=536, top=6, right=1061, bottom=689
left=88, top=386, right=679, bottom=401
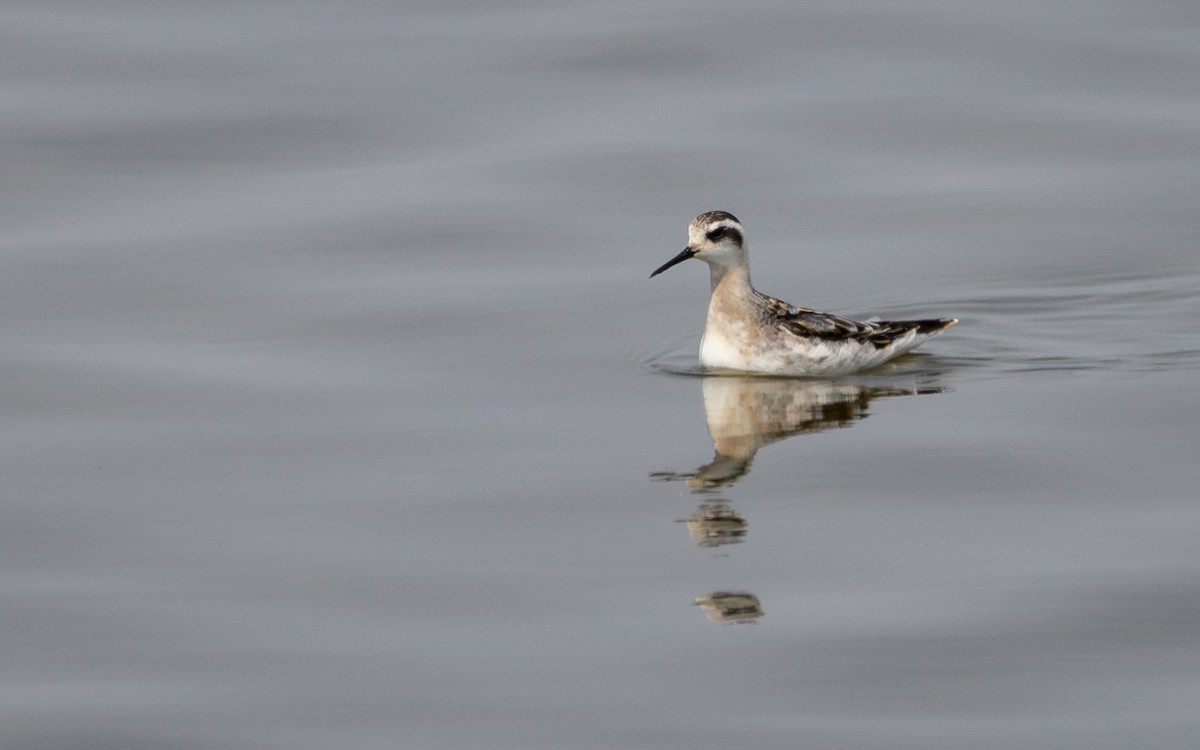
left=699, top=326, right=751, bottom=371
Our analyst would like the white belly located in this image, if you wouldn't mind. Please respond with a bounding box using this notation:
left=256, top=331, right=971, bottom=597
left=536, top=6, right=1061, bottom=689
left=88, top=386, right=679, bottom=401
left=701, top=326, right=925, bottom=376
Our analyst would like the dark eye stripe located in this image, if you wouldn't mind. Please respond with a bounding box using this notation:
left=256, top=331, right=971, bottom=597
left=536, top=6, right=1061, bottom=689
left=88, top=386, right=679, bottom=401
left=707, top=226, right=742, bottom=244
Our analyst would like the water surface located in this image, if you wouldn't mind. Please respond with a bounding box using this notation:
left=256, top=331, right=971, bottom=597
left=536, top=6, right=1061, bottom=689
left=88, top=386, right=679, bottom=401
left=4, top=2, right=1200, bottom=748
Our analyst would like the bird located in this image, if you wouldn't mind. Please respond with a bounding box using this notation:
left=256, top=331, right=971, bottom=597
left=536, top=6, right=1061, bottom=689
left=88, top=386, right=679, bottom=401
left=650, top=211, right=957, bottom=376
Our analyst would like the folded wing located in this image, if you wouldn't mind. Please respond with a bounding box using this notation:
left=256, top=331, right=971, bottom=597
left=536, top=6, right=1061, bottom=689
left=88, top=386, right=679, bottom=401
left=759, top=293, right=956, bottom=350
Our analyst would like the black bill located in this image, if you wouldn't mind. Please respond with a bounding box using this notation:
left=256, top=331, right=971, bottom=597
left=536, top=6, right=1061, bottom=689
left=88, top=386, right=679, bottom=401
left=649, top=247, right=696, bottom=278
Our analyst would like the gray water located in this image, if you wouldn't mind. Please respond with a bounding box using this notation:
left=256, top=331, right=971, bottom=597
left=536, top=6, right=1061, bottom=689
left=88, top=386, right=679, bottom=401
left=4, top=2, right=1200, bottom=748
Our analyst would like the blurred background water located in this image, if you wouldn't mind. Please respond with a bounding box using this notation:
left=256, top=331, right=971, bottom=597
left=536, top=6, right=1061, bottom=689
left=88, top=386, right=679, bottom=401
left=3, top=1, right=1200, bottom=748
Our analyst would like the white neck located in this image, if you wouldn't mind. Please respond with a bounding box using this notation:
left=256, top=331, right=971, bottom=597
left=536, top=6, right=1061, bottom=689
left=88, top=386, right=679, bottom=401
left=709, top=262, right=752, bottom=295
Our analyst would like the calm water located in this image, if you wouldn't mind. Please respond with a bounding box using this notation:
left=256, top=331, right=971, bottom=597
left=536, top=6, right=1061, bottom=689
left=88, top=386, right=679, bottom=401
left=4, top=2, right=1200, bottom=748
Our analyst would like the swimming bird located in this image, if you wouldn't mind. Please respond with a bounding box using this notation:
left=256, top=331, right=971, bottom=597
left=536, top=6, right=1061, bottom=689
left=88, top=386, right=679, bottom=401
left=651, top=211, right=957, bottom=376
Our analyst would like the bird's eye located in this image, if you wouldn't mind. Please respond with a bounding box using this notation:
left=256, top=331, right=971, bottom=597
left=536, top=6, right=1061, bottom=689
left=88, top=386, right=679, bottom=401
left=707, top=227, right=726, bottom=241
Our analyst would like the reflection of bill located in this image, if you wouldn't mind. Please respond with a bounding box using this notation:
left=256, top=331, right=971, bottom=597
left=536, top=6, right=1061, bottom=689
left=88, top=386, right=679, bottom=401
left=694, top=592, right=764, bottom=623
left=655, top=376, right=943, bottom=492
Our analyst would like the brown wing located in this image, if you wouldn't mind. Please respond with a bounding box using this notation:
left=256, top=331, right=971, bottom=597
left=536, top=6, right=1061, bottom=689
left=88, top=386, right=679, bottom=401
left=758, top=292, right=956, bottom=350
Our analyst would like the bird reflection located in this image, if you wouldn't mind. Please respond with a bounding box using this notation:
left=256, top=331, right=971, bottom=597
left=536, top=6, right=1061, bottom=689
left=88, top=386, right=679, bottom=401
left=655, top=375, right=943, bottom=494
left=684, top=501, right=748, bottom=547
left=694, top=591, right=764, bottom=623
left=654, top=374, right=945, bottom=623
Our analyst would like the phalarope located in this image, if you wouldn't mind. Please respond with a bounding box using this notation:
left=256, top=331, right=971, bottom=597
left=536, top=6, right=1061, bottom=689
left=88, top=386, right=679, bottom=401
left=651, top=211, right=957, bottom=376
